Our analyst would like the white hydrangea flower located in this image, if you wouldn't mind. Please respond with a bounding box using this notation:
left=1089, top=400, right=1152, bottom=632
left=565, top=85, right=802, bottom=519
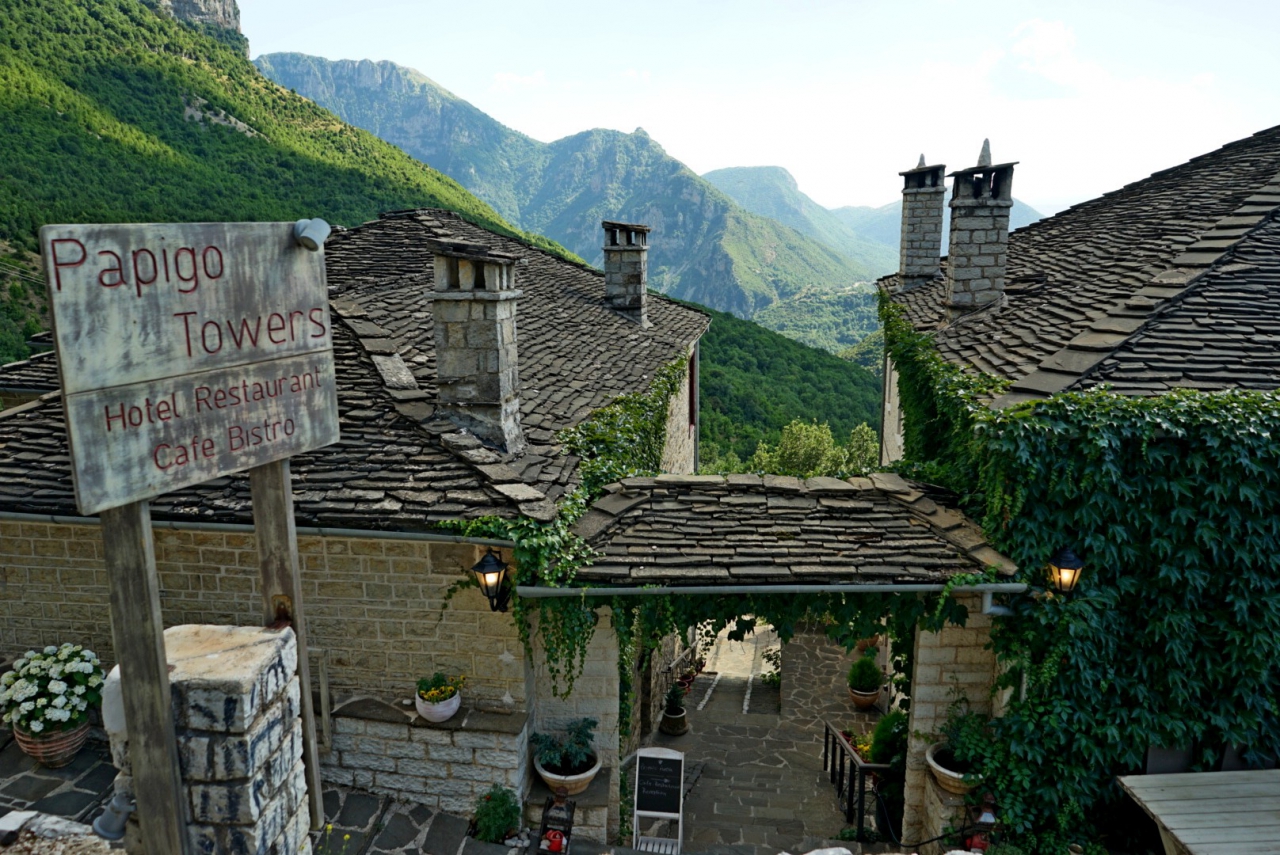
left=73, top=685, right=86, bottom=695
left=43, top=646, right=57, bottom=655
left=48, top=680, right=67, bottom=695
left=88, top=675, right=103, bottom=687
left=73, top=697, right=87, bottom=711
left=36, top=697, right=47, bottom=707
left=2, top=671, right=15, bottom=686
left=28, top=719, right=43, bottom=733
left=52, top=695, right=67, bottom=708
left=83, top=650, right=97, bottom=660
left=19, top=701, right=35, bottom=714
left=49, top=665, right=63, bottom=679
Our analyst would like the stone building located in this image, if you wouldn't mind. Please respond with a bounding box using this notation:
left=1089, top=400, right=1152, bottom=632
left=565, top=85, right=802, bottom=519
left=880, top=127, right=1280, bottom=845
left=0, top=210, right=706, bottom=840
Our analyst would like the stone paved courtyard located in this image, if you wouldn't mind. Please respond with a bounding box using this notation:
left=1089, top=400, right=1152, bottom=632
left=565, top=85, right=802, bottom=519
left=640, top=626, right=888, bottom=855
left=0, top=735, right=115, bottom=824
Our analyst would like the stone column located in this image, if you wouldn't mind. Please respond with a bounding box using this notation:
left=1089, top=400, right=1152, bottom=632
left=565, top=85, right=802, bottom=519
left=602, top=221, right=651, bottom=327
left=430, top=241, right=525, bottom=453
left=945, top=139, right=1017, bottom=321
left=105, top=625, right=311, bottom=855
left=898, top=157, right=947, bottom=291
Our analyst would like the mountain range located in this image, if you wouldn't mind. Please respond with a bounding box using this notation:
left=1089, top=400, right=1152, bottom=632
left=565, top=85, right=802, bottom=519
left=0, top=0, right=883, bottom=462
left=253, top=54, right=881, bottom=318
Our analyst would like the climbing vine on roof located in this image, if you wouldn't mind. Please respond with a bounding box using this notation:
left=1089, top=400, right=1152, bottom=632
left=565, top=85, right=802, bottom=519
left=881, top=293, right=1280, bottom=851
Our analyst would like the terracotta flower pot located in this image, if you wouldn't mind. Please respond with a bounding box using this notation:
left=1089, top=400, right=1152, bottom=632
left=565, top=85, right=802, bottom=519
left=534, top=753, right=601, bottom=796
left=415, top=691, right=461, bottom=723
left=848, top=685, right=881, bottom=710
left=926, top=741, right=979, bottom=795
left=14, top=721, right=89, bottom=768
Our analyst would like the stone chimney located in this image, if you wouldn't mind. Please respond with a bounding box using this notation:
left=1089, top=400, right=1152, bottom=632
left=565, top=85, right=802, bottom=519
left=898, top=154, right=947, bottom=291
left=602, top=221, right=651, bottom=327
left=430, top=241, right=525, bottom=453
left=945, top=140, right=1017, bottom=320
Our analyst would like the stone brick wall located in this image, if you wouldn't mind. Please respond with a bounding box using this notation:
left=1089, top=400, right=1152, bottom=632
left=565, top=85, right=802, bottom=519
left=880, top=357, right=904, bottom=466
left=901, top=594, right=999, bottom=846
left=0, top=521, right=528, bottom=709
left=107, top=625, right=310, bottom=855
left=659, top=346, right=697, bottom=476
left=528, top=607, right=621, bottom=842
left=321, top=707, right=528, bottom=816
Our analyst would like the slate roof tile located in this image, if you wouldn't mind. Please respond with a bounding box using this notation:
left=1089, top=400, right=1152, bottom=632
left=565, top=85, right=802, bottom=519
left=888, top=125, right=1280, bottom=395
left=0, top=210, right=708, bottom=528
left=570, top=475, right=1016, bottom=586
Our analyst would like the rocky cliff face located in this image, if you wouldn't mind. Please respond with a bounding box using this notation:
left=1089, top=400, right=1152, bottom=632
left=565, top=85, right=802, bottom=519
left=152, top=0, right=240, bottom=31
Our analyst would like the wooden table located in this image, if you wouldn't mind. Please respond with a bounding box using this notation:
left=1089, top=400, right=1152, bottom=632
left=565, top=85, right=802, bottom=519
left=1119, top=769, right=1280, bottom=854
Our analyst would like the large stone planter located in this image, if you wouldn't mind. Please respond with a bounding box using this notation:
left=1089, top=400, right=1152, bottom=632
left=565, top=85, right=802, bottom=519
left=659, top=709, right=688, bottom=736
left=925, top=741, right=979, bottom=795
left=534, top=753, right=602, bottom=796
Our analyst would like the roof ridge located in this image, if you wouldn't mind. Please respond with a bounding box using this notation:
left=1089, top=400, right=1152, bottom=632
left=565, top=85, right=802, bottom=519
left=993, top=166, right=1280, bottom=405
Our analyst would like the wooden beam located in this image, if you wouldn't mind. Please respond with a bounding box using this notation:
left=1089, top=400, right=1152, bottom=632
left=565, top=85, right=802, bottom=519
left=250, top=459, right=324, bottom=830
left=101, top=501, right=191, bottom=855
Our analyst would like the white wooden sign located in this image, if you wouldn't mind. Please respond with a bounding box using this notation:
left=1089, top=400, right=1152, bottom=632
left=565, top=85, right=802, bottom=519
left=40, top=222, right=340, bottom=515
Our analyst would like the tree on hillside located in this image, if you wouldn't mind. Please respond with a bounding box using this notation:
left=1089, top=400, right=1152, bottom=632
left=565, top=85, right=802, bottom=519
left=702, top=419, right=879, bottom=478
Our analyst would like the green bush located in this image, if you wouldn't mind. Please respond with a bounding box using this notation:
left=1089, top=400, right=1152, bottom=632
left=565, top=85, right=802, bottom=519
left=472, top=784, right=521, bottom=843
left=530, top=717, right=597, bottom=775
left=664, top=683, right=685, bottom=715
left=846, top=655, right=883, bottom=693
left=868, top=709, right=907, bottom=765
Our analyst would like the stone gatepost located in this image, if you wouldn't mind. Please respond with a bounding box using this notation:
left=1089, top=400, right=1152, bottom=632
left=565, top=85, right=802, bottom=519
left=945, top=139, right=1017, bottom=321
left=105, top=625, right=310, bottom=855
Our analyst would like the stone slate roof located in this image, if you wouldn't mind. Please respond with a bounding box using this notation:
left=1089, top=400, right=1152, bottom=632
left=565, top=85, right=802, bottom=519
left=887, top=125, right=1280, bottom=402
left=324, top=209, right=709, bottom=501
left=0, top=323, right=521, bottom=528
left=0, top=210, right=708, bottom=527
left=570, top=472, right=1014, bottom=586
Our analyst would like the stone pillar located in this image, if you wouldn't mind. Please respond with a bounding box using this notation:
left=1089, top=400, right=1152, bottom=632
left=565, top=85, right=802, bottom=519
left=900, top=595, right=999, bottom=848
left=602, top=221, right=651, bottom=327
left=945, top=139, right=1017, bottom=321
left=430, top=241, right=525, bottom=453
left=105, top=625, right=310, bottom=855
left=898, top=156, right=947, bottom=291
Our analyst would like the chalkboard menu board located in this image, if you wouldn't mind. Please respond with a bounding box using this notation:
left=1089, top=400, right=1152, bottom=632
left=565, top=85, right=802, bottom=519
left=636, top=753, right=683, bottom=815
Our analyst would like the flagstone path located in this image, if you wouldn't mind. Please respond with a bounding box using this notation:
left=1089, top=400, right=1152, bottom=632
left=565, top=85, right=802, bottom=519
left=638, top=627, right=890, bottom=855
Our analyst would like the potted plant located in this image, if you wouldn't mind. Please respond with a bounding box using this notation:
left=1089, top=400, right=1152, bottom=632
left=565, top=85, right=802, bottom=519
left=659, top=684, right=689, bottom=736
left=0, top=644, right=104, bottom=768
left=846, top=654, right=883, bottom=709
left=471, top=784, right=522, bottom=844
left=415, top=672, right=465, bottom=723
left=531, top=717, right=601, bottom=795
left=926, top=698, right=987, bottom=795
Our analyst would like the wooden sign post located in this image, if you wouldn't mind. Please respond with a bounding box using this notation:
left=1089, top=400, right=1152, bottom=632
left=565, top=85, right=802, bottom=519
left=42, top=221, right=340, bottom=852
left=633, top=747, right=684, bottom=854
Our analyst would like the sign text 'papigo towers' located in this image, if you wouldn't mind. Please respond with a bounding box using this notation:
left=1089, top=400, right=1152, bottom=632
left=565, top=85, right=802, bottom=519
left=40, top=221, right=340, bottom=515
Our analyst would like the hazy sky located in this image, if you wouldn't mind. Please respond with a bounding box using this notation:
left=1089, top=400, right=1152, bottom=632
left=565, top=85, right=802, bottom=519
left=241, top=1, right=1280, bottom=215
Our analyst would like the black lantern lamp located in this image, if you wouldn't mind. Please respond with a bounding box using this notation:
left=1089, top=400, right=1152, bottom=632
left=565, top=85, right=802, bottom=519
left=472, top=548, right=512, bottom=612
left=1047, top=547, right=1085, bottom=595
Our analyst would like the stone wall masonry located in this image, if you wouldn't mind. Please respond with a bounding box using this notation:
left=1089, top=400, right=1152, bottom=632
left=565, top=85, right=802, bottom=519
left=0, top=522, right=529, bottom=710
left=899, top=183, right=947, bottom=288
left=901, top=594, right=999, bottom=846
left=106, top=625, right=310, bottom=855
left=320, top=707, right=529, bottom=816
left=603, top=244, right=649, bottom=325
left=659, top=345, right=696, bottom=476
left=528, top=608, right=621, bottom=843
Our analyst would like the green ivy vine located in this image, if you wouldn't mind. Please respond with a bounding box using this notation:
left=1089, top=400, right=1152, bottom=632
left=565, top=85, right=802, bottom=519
left=881, top=292, right=1280, bottom=850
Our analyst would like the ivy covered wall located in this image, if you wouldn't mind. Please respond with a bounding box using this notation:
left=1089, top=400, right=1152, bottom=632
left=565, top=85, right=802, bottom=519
left=881, top=294, right=1280, bottom=850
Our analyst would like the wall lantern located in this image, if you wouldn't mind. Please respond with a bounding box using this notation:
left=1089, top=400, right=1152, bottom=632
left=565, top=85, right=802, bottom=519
left=1047, top=547, right=1085, bottom=595
left=472, top=548, right=512, bottom=612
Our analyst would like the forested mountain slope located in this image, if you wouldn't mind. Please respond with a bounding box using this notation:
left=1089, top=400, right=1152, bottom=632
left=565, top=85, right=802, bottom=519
left=0, top=1, right=564, bottom=258
left=255, top=53, right=877, bottom=318
left=702, top=166, right=898, bottom=276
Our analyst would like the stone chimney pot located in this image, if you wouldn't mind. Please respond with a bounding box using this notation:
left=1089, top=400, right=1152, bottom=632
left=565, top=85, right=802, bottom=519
left=944, top=141, right=1018, bottom=320
left=897, top=156, right=947, bottom=291
left=602, top=221, right=651, bottom=327
left=429, top=240, right=525, bottom=452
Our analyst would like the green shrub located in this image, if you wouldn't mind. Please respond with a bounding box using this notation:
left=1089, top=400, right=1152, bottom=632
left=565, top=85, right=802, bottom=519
left=869, top=709, right=907, bottom=765
left=664, top=684, right=685, bottom=715
left=472, top=784, right=521, bottom=843
left=846, top=654, right=883, bottom=693
left=530, top=717, right=597, bottom=774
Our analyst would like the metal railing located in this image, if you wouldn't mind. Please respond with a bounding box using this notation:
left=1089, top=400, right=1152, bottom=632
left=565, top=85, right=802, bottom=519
left=822, top=718, right=889, bottom=839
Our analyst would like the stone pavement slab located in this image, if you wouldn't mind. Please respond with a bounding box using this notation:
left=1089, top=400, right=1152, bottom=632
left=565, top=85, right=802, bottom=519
left=0, top=734, right=115, bottom=826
